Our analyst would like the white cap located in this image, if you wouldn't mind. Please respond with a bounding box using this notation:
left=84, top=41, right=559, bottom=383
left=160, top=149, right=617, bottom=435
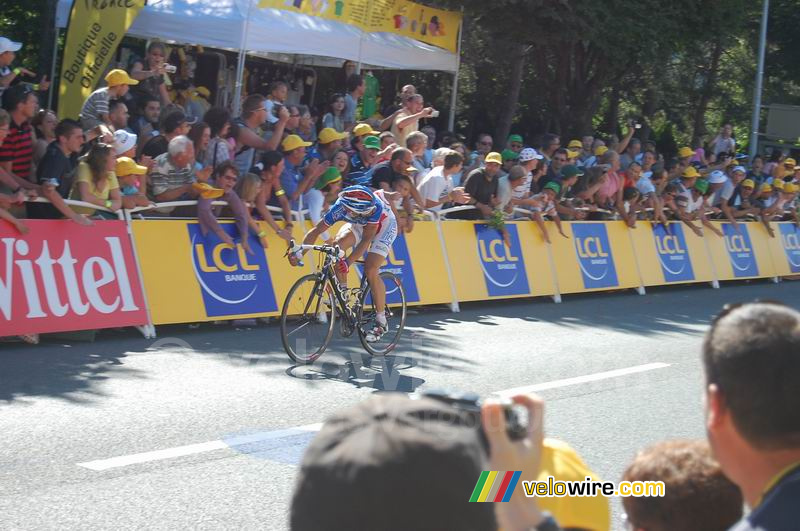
left=113, top=129, right=138, bottom=155
left=519, top=147, right=543, bottom=162
left=0, top=37, right=22, bottom=55
left=708, top=170, right=727, bottom=184
left=732, top=165, right=747, bottom=174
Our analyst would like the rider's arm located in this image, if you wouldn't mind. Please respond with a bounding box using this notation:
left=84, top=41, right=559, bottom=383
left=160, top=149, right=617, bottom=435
left=301, top=218, right=331, bottom=249
left=346, top=223, right=378, bottom=266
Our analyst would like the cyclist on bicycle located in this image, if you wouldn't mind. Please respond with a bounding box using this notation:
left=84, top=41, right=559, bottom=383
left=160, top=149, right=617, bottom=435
left=289, top=185, right=400, bottom=342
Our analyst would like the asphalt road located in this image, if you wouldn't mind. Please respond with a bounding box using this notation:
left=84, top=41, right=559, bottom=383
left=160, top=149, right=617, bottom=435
left=2, top=280, right=799, bottom=530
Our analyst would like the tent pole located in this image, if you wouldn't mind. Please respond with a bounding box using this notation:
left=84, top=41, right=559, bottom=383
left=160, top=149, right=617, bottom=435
left=47, top=28, right=60, bottom=111
left=447, top=11, right=463, bottom=132
left=233, top=0, right=255, bottom=115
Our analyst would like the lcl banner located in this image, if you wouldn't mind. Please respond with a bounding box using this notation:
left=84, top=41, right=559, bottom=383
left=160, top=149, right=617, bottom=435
left=0, top=220, right=148, bottom=335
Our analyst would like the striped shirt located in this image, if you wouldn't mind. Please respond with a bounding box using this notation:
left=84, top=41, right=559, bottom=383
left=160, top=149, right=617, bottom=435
left=80, top=87, right=110, bottom=131
left=148, top=151, right=195, bottom=198
left=0, top=117, right=34, bottom=182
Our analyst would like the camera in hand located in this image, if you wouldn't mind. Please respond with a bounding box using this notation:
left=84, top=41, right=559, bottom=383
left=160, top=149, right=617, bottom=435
left=273, top=102, right=285, bottom=119
left=416, top=389, right=528, bottom=453
left=164, top=64, right=177, bottom=74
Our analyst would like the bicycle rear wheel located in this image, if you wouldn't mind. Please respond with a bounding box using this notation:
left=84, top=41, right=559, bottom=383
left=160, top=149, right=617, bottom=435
left=280, top=274, right=336, bottom=364
left=357, top=271, right=407, bottom=356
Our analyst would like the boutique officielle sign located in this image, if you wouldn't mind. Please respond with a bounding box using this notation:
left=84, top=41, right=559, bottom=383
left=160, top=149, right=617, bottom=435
left=58, top=0, right=145, bottom=120
left=258, top=0, right=461, bottom=53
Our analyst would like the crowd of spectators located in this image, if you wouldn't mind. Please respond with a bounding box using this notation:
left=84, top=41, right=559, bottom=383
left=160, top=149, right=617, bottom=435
left=290, top=301, right=800, bottom=530
left=1, top=35, right=799, bottom=249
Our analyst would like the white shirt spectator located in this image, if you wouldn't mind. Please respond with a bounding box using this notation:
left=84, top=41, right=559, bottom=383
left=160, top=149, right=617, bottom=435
left=417, top=166, right=454, bottom=212
left=636, top=172, right=656, bottom=196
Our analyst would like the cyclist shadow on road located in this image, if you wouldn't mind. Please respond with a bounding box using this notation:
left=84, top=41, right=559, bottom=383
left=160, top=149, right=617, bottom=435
left=286, top=352, right=425, bottom=393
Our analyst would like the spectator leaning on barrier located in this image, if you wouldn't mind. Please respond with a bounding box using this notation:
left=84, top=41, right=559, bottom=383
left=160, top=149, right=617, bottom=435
left=28, top=118, right=93, bottom=224
left=517, top=147, right=544, bottom=195
left=252, top=151, right=292, bottom=240
left=196, top=161, right=254, bottom=252
left=719, top=165, right=756, bottom=229
left=68, top=142, right=121, bottom=217
left=543, top=148, right=568, bottom=190
left=517, top=181, right=568, bottom=243
left=0, top=83, right=40, bottom=192
left=622, top=440, right=742, bottom=531
left=417, top=150, right=468, bottom=212
left=450, top=151, right=502, bottom=221
left=80, top=69, right=138, bottom=133
left=116, top=156, right=152, bottom=209
left=148, top=135, right=203, bottom=208
left=703, top=302, right=800, bottom=529
left=231, top=94, right=289, bottom=176
left=554, top=164, right=590, bottom=221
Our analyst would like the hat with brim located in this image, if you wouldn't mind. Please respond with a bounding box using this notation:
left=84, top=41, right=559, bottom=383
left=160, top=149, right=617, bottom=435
left=544, top=181, right=561, bottom=194
left=0, top=37, right=22, bottom=54
left=507, top=134, right=523, bottom=144
left=105, top=69, right=139, bottom=86
left=693, top=179, right=710, bottom=194
left=192, top=182, right=225, bottom=199
left=353, top=123, right=380, bottom=137
left=677, top=147, right=694, bottom=158
left=363, top=135, right=380, bottom=150
left=568, top=140, right=583, bottom=149
left=501, top=149, right=520, bottom=162
left=682, top=167, right=700, bottom=179
left=314, top=167, right=342, bottom=190
left=113, top=129, right=138, bottom=155
left=594, top=146, right=609, bottom=156
left=708, top=170, right=727, bottom=184
left=115, top=156, right=148, bottom=176
left=282, top=134, right=313, bottom=152
left=560, top=165, right=584, bottom=180
left=318, top=127, right=349, bottom=145
left=485, top=152, right=503, bottom=165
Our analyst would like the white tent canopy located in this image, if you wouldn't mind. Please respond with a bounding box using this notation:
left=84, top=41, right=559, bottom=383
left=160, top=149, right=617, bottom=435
left=55, top=0, right=459, bottom=72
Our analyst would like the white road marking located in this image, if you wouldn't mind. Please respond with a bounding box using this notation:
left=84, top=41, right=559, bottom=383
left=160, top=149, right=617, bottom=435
left=493, top=362, right=671, bottom=397
left=77, top=362, right=671, bottom=471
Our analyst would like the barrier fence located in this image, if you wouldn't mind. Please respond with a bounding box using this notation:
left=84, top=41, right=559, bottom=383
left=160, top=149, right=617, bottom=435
left=2, top=200, right=800, bottom=338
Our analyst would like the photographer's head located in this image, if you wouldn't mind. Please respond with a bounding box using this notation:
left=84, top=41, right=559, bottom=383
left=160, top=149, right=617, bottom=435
left=703, top=301, right=800, bottom=505
left=290, top=393, right=495, bottom=531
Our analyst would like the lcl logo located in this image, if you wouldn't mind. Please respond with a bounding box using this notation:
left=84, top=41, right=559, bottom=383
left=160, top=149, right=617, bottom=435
left=479, top=239, right=519, bottom=263
left=575, top=237, right=609, bottom=259
left=725, top=234, right=752, bottom=253
left=782, top=232, right=800, bottom=251
left=656, top=234, right=686, bottom=255
left=194, top=243, right=259, bottom=274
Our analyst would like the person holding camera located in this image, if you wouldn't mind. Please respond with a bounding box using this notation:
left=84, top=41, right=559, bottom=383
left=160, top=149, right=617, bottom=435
left=291, top=391, right=563, bottom=531
left=390, top=93, right=436, bottom=150
left=129, top=42, right=172, bottom=107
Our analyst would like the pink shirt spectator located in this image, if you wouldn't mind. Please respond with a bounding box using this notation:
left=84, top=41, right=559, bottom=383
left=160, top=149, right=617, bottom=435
left=597, top=170, right=622, bottom=207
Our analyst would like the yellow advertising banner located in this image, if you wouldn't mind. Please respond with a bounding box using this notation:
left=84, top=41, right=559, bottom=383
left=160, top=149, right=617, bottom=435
left=704, top=222, right=777, bottom=281
left=627, top=222, right=716, bottom=286
left=258, top=0, right=461, bottom=53
left=58, top=0, right=145, bottom=120
left=439, top=220, right=556, bottom=302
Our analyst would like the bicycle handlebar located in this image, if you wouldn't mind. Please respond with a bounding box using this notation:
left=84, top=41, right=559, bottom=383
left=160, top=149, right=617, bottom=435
left=287, top=240, right=346, bottom=259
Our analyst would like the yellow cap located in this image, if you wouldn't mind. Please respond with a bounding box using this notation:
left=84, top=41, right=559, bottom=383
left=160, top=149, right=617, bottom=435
left=784, top=183, right=798, bottom=193
left=192, top=182, right=225, bottom=199
left=682, top=167, right=700, bottom=179
left=566, top=149, right=580, bottom=159
left=536, top=439, right=611, bottom=531
left=318, top=127, right=349, bottom=144
left=568, top=139, right=583, bottom=149
left=281, top=134, right=313, bottom=152
left=741, top=179, right=755, bottom=189
left=195, top=86, right=211, bottom=98
left=677, top=146, right=694, bottom=158
left=773, top=179, right=785, bottom=190
left=760, top=184, right=773, bottom=193
left=105, top=69, right=139, bottom=86
left=594, top=146, right=609, bottom=156
left=353, top=123, right=379, bottom=137
left=485, top=152, right=503, bottom=165
left=783, top=157, right=796, bottom=167
left=115, top=156, right=147, bottom=176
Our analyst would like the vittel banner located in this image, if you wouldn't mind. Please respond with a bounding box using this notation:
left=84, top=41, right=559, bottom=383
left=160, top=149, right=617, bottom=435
left=0, top=221, right=148, bottom=335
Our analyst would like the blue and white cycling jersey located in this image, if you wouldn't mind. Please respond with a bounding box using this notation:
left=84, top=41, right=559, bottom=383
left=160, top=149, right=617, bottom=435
left=323, top=186, right=393, bottom=227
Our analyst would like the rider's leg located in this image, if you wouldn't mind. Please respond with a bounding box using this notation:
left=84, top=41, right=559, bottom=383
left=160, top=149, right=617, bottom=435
left=364, top=251, right=386, bottom=326
left=333, top=228, right=357, bottom=288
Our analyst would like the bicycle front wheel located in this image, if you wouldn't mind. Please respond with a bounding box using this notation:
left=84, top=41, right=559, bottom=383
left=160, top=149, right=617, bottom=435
left=280, top=274, right=336, bottom=364
left=357, top=271, right=407, bottom=356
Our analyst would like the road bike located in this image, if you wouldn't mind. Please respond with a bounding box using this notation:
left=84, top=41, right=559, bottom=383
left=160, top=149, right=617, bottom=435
left=280, top=241, right=407, bottom=364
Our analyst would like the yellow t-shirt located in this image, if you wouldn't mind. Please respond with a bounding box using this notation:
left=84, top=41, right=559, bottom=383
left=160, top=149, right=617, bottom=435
left=69, top=161, right=119, bottom=215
